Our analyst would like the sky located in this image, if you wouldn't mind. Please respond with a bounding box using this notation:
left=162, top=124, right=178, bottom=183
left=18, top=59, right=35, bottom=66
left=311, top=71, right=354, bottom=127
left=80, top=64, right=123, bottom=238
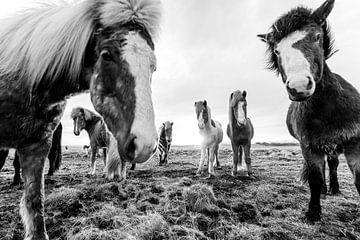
left=1, top=0, right=360, bottom=146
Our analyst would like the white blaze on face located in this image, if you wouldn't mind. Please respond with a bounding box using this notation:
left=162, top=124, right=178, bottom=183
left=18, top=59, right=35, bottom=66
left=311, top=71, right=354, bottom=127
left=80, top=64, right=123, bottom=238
left=198, top=111, right=205, bottom=129
left=121, top=31, right=157, bottom=162
left=236, top=102, right=246, bottom=125
left=277, top=30, right=315, bottom=97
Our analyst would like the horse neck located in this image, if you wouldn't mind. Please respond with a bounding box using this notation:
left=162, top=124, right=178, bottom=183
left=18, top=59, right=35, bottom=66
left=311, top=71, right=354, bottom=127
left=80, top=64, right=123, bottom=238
left=305, top=63, right=338, bottom=105
left=84, top=117, right=101, bottom=136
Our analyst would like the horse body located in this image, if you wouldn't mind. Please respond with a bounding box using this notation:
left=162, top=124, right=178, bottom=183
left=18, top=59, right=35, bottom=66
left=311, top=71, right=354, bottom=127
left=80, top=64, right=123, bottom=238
left=0, top=123, right=63, bottom=184
left=0, top=0, right=160, bottom=238
left=71, top=107, right=110, bottom=174
left=195, top=101, right=223, bottom=176
left=259, top=0, right=360, bottom=221
left=227, top=90, right=254, bottom=176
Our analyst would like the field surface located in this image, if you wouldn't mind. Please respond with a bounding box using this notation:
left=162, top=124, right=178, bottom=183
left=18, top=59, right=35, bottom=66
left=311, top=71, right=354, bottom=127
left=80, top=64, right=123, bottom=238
left=0, top=145, right=359, bottom=240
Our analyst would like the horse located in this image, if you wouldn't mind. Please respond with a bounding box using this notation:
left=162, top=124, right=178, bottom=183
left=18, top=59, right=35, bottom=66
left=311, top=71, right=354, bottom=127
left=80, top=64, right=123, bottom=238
left=226, top=90, right=254, bottom=177
left=194, top=100, right=223, bottom=177
left=158, top=121, right=173, bottom=166
left=0, top=123, right=63, bottom=185
left=71, top=107, right=110, bottom=174
left=0, top=0, right=160, bottom=238
left=258, top=0, right=360, bottom=221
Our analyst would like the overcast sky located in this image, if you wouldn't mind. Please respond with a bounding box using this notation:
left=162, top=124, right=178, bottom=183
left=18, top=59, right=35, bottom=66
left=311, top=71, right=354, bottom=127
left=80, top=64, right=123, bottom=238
left=1, top=0, right=360, bottom=146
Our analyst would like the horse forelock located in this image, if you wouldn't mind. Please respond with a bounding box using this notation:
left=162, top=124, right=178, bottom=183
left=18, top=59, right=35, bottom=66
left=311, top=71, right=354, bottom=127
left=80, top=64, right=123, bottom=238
left=0, top=0, right=161, bottom=90
left=70, top=107, right=85, bottom=119
left=265, top=6, right=335, bottom=74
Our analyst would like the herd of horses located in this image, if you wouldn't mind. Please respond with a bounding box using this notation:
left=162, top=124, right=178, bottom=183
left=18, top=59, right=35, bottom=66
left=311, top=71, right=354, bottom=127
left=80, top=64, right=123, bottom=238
left=0, top=0, right=359, bottom=239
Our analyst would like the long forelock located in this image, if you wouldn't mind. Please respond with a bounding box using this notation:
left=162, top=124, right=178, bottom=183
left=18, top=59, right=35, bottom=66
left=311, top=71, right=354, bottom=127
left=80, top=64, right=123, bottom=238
left=265, top=6, right=335, bottom=73
left=70, top=107, right=85, bottom=119
left=0, top=0, right=161, bottom=89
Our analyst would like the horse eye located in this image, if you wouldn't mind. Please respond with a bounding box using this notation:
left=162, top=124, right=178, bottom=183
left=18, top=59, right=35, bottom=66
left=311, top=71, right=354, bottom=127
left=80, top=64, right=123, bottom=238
left=315, top=33, right=321, bottom=42
left=274, top=49, right=280, bottom=56
left=100, top=50, right=113, bottom=61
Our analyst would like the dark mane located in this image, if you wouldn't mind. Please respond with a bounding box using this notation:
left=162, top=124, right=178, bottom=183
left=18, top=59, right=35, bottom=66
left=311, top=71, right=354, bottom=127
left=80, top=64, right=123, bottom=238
left=266, top=6, right=335, bottom=74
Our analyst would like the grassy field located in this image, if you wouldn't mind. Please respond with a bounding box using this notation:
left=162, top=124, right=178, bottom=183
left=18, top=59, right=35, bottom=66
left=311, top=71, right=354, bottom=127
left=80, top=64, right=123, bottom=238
left=0, top=144, right=359, bottom=240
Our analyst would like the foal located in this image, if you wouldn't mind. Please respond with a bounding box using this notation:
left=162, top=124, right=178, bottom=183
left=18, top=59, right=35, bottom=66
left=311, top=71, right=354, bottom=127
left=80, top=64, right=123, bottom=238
left=195, top=101, right=223, bottom=177
left=71, top=107, right=110, bottom=174
left=258, top=0, right=360, bottom=221
left=227, top=90, right=254, bottom=177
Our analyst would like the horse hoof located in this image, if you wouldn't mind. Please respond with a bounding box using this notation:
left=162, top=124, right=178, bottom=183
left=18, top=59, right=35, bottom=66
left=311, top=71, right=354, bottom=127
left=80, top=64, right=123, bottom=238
left=206, top=174, right=216, bottom=179
left=329, top=189, right=341, bottom=196
left=231, top=171, right=237, bottom=177
left=305, top=210, right=321, bottom=222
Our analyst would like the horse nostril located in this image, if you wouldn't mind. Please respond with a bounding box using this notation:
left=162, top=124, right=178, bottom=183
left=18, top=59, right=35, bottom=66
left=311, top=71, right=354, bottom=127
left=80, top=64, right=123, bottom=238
left=306, top=78, right=313, bottom=90
left=125, top=135, right=137, bottom=160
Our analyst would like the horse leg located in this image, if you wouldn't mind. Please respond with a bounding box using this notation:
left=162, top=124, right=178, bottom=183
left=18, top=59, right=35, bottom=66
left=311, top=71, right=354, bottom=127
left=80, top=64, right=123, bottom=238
left=120, top=159, right=127, bottom=181
left=344, top=142, right=360, bottom=195
left=327, top=155, right=340, bottom=195
left=238, top=145, right=243, bottom=172
left=18, top=142, right=50, bottom=240
left=302, top=146, right=325, bottom=221
left=231, top=142, right=239, bottom=176
left=208, top=146, right=216, bottom=177
left=0, top=149, right=9, bottom=170
left=130, top=164, right=136, bottom=170
left=320, top=159, right=327, bottom=198
left=102, top=148, right=107, bottom=172
left=47, top=143, right=56, bottom=176
left=244, top=142, right=253, bottom=177
left=90, top=147, right=97, bottom=175
left=214, top=144, right=220, bottom=169
left=196, top=147, right=206, bottom=176
left=13, top=152, right=21, bottom=185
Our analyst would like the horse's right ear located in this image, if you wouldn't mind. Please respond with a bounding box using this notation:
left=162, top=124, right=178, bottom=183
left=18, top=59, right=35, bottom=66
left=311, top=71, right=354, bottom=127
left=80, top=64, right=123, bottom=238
left=242, top=91, right=247, bottom=98
left=230, top=92, right=234, bottom=99
left=257, top=33, right=273, bottom=43
left=203, top=100, right=207, bottom=108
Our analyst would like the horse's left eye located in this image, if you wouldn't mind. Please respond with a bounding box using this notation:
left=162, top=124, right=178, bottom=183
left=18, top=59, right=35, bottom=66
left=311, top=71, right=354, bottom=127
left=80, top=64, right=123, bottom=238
left=100, top=50, right=113, bottom=61
left=315, top=33, right=321, bottom=42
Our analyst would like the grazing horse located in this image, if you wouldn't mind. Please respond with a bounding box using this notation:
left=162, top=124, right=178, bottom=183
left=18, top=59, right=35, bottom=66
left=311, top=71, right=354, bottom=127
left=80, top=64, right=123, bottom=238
left=194, top=101, right=223, bottom=177
left=226, top=90, right=254, bottom=177
left=71, top=107, right=110, bottom=174
left=0, top=0, right=160, bottom=239
left=0, top=123, right=63, bottom=185
left=158, top=121, right=173, bottom=166
left=258, top=0, right=360, bottom=221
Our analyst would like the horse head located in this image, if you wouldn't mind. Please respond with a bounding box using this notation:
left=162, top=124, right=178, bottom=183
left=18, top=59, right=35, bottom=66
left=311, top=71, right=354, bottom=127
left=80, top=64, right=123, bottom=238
left=229, top=90, right=247, bottom=127
left=258, top=0, right=336, bottom=101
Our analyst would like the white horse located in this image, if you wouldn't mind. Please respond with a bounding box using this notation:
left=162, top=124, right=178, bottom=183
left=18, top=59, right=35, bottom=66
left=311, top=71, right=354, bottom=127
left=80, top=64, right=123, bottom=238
left=194, top=100, right=223, bottom=176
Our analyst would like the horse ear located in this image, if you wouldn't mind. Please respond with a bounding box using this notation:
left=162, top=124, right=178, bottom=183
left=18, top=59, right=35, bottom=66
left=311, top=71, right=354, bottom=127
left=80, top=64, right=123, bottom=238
left=242, top=91, right=247, bottom=98
left=230, top=92, right=234, bottom=99
left=170, top=121, right=174, bottom=126
left=203, top=100, right=207, bottom=108
left=312, top=0, right=335, bottom=26
left=84, top=111, right=92, bottom=121
left=257, top=33, right=273, bottom=43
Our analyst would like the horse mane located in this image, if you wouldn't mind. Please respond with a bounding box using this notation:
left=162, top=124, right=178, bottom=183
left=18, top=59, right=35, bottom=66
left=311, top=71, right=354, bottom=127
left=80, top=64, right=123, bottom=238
left=265, top=6, right=335, bottom=74
left=0, top=0, right=161, bottom=89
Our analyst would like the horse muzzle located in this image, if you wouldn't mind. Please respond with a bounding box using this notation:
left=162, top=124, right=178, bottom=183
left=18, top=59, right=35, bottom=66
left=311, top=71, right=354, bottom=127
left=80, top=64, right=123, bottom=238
left=286, top=75, right=315, bottom=101
left=119, top=134, right=157, bottom=163
left=73, top=130, right=80, bottom=136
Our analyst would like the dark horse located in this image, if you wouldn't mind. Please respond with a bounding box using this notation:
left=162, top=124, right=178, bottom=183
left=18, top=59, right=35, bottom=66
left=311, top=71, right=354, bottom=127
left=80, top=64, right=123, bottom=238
left=0, top=123, right=63, bottom=185
left=71, top=107, right=110, bottom=174
left=226, top=90, right=254, bottom=177
left=0, top=0, right=160, bottom=239
left=258, top=0, right=360, bottom=221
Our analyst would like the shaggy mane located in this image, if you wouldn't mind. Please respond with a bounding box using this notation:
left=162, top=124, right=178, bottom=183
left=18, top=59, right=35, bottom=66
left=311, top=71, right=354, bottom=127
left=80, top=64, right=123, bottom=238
left=265, top=6, right=335, bottom=74
left=0, top=0, right=161, bottom=89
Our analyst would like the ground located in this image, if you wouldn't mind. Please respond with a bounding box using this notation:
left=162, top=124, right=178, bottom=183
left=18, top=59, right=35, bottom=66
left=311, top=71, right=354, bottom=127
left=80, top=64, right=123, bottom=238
left=0, top=144, right=359, bottom=240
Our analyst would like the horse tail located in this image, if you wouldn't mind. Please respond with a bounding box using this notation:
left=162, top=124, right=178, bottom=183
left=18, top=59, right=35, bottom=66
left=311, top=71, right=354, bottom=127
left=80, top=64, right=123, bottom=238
left=53, top=123, right=63, bottom=171
left=106, top=134, right=121, bottom=180
left=299, top=160, right=310, bottom=184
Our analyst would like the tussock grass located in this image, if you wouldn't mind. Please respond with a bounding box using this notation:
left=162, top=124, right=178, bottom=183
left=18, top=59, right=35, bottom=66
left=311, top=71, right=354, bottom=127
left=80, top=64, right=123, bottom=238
left=183, top=183, right=218, bottom=215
